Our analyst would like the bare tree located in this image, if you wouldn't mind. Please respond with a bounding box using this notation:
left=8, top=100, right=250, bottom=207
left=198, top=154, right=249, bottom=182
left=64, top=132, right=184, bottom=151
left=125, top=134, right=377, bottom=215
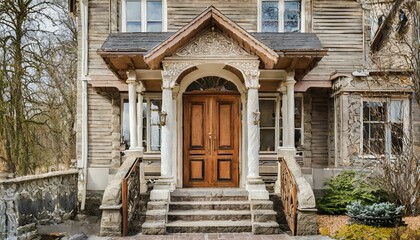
left=0, top=0, right=77, bottom=175
left=359, top=0, right=420, bottom=215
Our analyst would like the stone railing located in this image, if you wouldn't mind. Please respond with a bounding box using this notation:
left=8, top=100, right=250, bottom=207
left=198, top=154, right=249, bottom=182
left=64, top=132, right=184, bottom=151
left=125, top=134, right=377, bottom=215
left=278, top=149, right=318, bottom=235
left=0, top=170, right=78, bottom=239
left=99, top=155, right=143, bottom=236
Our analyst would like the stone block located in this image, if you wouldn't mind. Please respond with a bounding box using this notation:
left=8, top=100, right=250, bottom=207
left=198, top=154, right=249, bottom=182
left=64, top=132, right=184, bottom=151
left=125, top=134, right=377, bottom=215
left=296, top=210, right=318, bottom=236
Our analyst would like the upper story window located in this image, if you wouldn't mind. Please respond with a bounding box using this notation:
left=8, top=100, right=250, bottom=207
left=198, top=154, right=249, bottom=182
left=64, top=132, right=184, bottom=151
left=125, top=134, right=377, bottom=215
left=260, top=0, right=302, bottom=32
left=123, top=0, right=164, bottom=32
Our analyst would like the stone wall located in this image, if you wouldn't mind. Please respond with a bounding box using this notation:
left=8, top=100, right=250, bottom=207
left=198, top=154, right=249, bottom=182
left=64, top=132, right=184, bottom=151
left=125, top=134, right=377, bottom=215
left=0, top=170, right=78, bottom=239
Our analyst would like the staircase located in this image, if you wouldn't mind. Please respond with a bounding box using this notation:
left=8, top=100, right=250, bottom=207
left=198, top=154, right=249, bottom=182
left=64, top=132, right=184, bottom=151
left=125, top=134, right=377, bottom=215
left=142, top=188, right=281, bottom=234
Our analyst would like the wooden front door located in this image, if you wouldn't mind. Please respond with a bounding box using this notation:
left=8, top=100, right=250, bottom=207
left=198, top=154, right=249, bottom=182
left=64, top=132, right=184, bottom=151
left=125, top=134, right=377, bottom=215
left=183, top=94, right=240, bottom=187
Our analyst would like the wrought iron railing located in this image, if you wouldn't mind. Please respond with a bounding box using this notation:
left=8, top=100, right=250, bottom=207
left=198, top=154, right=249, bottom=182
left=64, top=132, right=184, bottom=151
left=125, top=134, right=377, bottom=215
left=279, top=157, right=298, bottom=236
left=122, top=157, right=142, bottom=236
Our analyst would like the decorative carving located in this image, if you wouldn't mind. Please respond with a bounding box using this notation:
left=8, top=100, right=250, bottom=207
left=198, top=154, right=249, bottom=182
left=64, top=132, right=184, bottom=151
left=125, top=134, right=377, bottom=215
left=162, top=62, right=195, bottom=89
left=175, top=30, right=250, bottom=57
left=229, top=62, right=260, bottom=89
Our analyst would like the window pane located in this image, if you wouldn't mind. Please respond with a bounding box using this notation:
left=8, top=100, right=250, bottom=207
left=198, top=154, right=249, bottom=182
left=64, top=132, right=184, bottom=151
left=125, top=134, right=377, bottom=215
left=123, top=101, right=130, bottom=148
left=295, top=129, right=301, bottom=147
left=147, top=22, right=163, bottom=32
left=259, top=100, right=276, bottom=127
left=262, top=21, right=279, bottom=32
left=262, top=1, right=279, bottom=32
left=391, top=123, right=403, bottom=155
left=390, top=100, right=403, bottom=122
left=284, top=1, right=301, bottom=32
left=371, top=123, right=385, bottom=139
left=142, top=102, right=147, bottom=149
left=149, top=99, right=162, bottom=151
left=126, top=0, right=141, bottom=21
left=295, top=97, right=302, bottom=128
left=147, top=0, right=162, bottom=21
left=260, top=129, right=275, bottom=151
left=127, top=22, right=142, bottom=32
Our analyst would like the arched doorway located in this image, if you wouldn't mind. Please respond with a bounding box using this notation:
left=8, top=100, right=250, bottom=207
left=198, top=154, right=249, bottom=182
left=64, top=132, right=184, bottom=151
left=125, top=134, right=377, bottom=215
left=183, top=76, right=241, bottom=187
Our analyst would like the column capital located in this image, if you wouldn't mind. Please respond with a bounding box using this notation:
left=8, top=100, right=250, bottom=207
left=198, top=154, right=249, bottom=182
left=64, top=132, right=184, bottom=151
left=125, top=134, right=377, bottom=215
left=162, top=61, right=195, bottom=89
left=126, top=70, right=137, bottom=82
left=229, top=61, right=260, bottom=89
left=136, top=81, right=145, bottom=93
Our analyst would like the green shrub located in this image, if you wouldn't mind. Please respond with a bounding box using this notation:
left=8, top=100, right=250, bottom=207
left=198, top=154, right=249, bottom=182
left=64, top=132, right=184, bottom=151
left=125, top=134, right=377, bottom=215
left=317, top=170, right=388, bottom=214
left=334, top=224, right=393, bottom=240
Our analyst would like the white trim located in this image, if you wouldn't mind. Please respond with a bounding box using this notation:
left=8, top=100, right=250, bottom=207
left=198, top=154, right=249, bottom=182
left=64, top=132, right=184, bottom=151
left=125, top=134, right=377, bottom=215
left=121, top=0, right=167, bottom=32
left=258, top=0, right=305, bottom=33
left=359, top=96, right=410, bottom=159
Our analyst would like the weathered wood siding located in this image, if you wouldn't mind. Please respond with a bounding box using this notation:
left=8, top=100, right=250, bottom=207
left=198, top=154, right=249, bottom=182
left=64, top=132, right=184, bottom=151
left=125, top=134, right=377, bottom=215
left=87, top=87, right=114, bottom=167
left=167, top=0, right=258, bottom=32
left=311, top=0, right=363, bottom=74
left=310, top=88, right=330, bottom=167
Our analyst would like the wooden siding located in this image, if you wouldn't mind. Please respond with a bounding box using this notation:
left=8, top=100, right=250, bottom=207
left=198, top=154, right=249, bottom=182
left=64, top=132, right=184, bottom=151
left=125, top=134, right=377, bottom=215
left=167, top=0, right=258, bottom=32
left=87, top=87, right=115, bottom=167
left=88, top=0, right=117, bottom=75
left=311, top=0, right=363, bottom=74
left=310, top=88, right=330, bottom=167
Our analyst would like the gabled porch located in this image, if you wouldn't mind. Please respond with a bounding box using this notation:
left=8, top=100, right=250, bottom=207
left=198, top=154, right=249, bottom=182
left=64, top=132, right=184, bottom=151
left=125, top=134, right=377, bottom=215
left=96, top=6, right=327, bottom=236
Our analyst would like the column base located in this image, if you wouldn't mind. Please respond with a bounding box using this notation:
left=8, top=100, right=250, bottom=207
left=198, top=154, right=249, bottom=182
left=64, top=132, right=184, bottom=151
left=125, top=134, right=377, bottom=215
left=246, top=177, right=269, bottom=200
left=149, top=176, right=175, bottom=201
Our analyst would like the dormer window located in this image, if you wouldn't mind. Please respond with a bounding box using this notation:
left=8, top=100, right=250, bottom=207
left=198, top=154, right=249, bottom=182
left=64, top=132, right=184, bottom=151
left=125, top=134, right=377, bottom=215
left=122, top=0, right=165, bottom=32
left=259, top=0, right=302, bottom=32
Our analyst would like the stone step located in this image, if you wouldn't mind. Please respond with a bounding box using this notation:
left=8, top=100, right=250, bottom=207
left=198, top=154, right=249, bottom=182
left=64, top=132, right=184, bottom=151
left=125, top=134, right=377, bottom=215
left=171, top=188, right=248, bottom=197
left=252, top=209, right=277, bottom=222
left=166, top=220, right=253, bottom=233
left=169, top=201, right=250, bottom=211
left=168, top=210, right=251, bottom=221
left=142, top=220, right=166, bottom=235
left=253, top=221, right=281, bottom=235
left=145, top=209, right=166, bottom=222
left=146, top=201, right=167, bottom=210
left=171, top=195, right=248, bottom=202
left=250, top=200, right=273, bottom=210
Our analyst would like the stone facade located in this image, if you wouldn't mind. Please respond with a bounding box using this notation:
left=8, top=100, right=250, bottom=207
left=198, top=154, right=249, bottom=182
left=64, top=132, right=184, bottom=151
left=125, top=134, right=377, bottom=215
left=0, top=170, right=78, bottom=239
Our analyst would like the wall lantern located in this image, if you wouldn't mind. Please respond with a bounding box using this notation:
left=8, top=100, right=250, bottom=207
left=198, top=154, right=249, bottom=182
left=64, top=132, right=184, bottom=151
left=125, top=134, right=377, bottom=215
left=253, top=111, right=260, bottom=125
left=159, top=111, right=167, bottom=126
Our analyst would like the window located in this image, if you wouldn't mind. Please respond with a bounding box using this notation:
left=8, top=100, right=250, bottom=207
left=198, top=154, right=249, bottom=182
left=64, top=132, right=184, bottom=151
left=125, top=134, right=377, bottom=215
left=260, top=0, right=302, bottom=32
left=259, top=95, right=304, bottom=154
left=121, top=95, right=162, bottom=152
left=123, top=0, right=164, bottom=32
left=362, top=98, right=408, bottom=156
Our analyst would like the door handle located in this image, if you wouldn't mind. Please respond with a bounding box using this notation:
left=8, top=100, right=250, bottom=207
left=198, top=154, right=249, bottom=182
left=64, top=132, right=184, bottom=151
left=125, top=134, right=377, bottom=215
left=208, top=133, right=212, bottom=155
left=213, top=136, right=216, bottom=152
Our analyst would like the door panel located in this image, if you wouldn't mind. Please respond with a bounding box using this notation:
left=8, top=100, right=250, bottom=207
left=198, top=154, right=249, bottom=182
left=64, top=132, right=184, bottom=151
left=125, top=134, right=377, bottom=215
left=184, top=94, right=239, bottom=187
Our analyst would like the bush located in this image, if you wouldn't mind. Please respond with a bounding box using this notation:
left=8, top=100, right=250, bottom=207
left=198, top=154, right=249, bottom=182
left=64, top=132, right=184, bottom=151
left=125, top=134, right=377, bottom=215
left=334, top=224, right=393, bottom=240
left=334, top=224, right=420, bottom=240
left=347, top=201, right=404, bottom=227
left=317, top=170, right=388, bottom=214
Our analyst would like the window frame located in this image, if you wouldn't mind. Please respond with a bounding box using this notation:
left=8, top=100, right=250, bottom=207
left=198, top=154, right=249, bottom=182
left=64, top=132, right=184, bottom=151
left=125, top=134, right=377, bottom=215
left=257, top=0, right=305, bottom=33
left=121, top=0, right=167, bottom=32
left=121, top=93, right=162, bottom=154
left=258, top=93, right=304, bottom=156
left=360, top=96, right=410, bottom=159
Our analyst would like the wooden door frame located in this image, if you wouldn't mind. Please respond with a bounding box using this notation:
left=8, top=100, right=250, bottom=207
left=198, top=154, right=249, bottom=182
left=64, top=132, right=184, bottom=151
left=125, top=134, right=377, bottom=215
left=182, top=92, right=241, bottom=188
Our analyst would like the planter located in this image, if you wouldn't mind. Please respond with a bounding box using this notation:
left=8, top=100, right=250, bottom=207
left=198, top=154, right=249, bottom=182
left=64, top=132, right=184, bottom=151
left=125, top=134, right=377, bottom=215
left=349, top=215, right=405, bottom=227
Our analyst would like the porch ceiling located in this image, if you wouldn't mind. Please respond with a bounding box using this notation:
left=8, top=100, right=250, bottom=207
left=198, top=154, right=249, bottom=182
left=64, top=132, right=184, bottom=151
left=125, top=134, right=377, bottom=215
left=97, top=7, right=327, bottom=81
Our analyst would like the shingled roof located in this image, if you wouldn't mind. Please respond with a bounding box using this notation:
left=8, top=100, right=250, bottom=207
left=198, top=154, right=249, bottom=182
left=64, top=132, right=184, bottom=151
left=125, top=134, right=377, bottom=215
left=98, top=32, right=324, bottom=53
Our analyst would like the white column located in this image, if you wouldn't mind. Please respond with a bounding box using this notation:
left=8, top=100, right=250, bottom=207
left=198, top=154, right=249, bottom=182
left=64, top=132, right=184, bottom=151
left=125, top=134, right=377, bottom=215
left=286, top=75, right=296, bottom=148
left=127, top=80, right=138, bottom=149
left=137, top=83, right=144, bottom=152
left=247, top=87, right=260, bottom=179
left=281, top=85, right=288, bottom=147
left=160, top=82, right=173, bottom=178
